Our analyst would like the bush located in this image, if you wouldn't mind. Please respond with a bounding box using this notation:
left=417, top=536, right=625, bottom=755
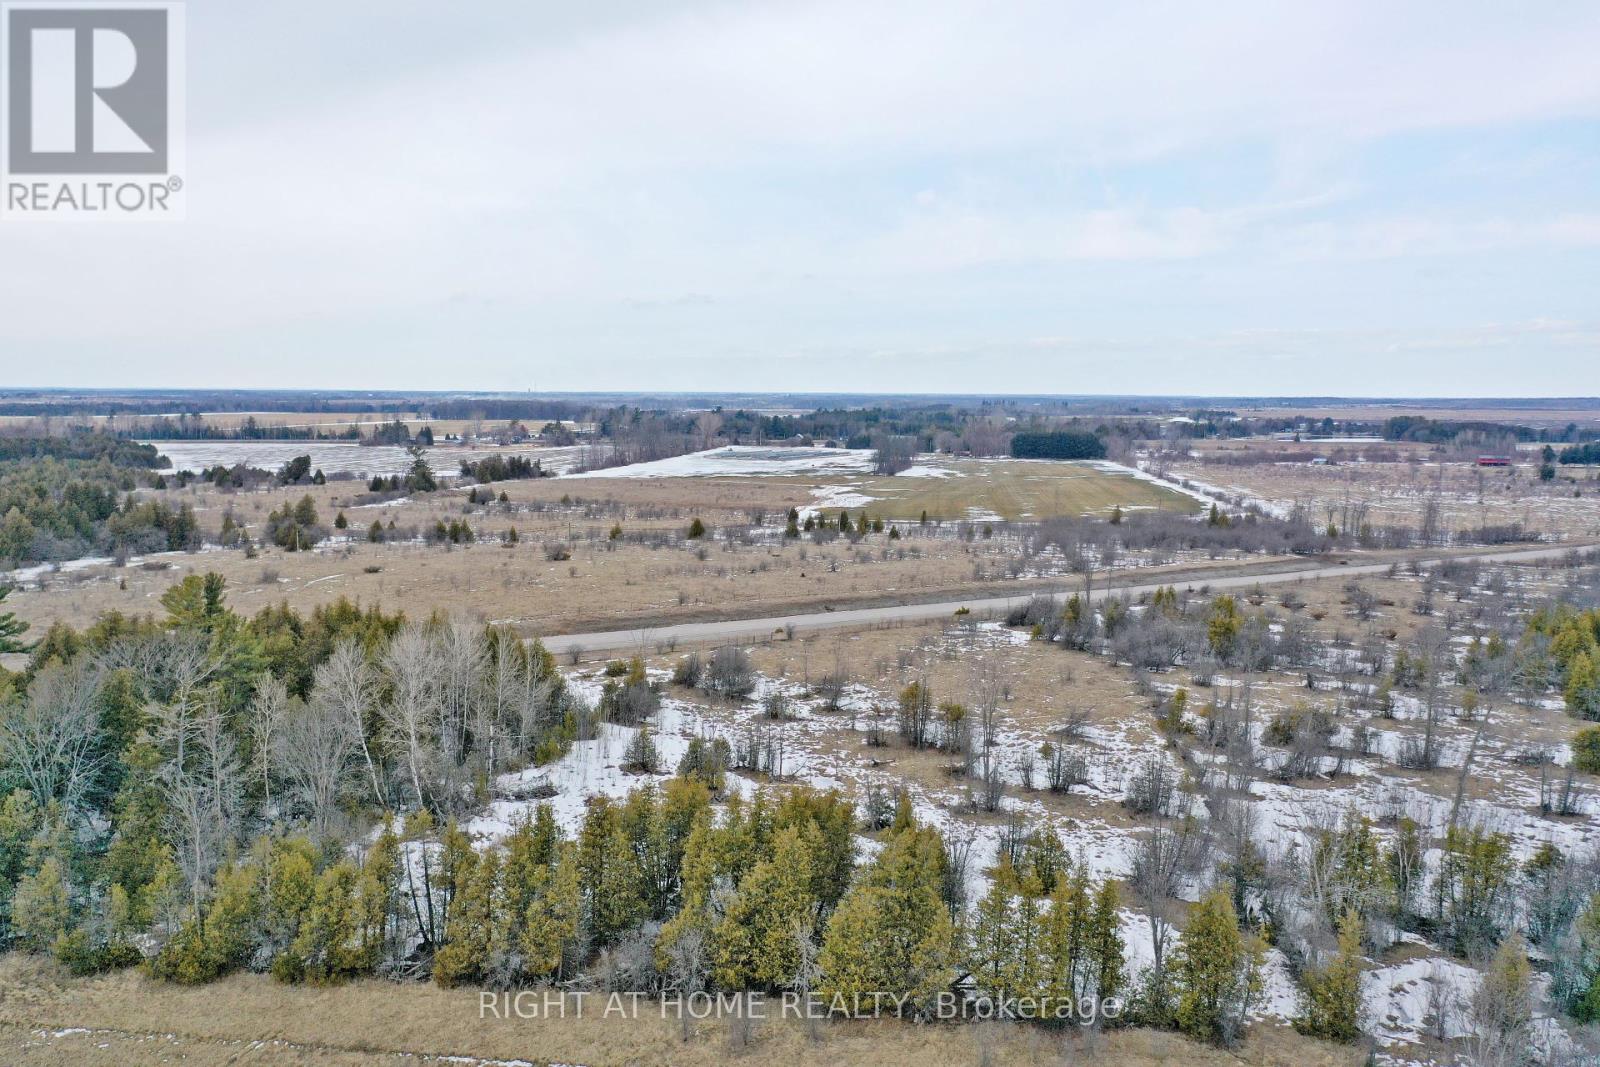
left=1573, top=726, right=1600, bottom=774
left=671, top=652, right=703, bottom=688
left=622, top=728, right=660, bottom=773
left=704, top=645, right=755, bottom=698
left=676, top=736, right=731, bottom=791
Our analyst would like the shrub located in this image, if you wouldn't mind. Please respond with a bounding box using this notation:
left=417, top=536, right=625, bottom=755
left=671, top=652, right=703, bottom=688
left=622, top=728, right=660, bottom=774
left=704, top=645, right=755, bottom=698
left=1573, top=726, right=1600, bottom=774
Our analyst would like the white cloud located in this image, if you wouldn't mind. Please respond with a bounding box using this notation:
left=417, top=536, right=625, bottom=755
left=1, top=0, right=1598, bottom=389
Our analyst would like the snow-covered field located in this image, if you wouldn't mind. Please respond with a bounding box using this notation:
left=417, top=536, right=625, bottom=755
left=147, top=441, right=422, bottom=477
left=562, top=445, right=878, bottom=480
left=146, top=441, right=586, bottom=479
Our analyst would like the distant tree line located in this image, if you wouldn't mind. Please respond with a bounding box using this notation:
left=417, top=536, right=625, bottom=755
left=1010, top=431, right=1108, bottom=460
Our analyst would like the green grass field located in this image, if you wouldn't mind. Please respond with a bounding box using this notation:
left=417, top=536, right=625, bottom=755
left=792, top=460, right=1200, bottom=522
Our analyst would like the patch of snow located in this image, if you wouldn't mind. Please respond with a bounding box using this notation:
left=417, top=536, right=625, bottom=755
left=563, top=446, right=875, bottom=480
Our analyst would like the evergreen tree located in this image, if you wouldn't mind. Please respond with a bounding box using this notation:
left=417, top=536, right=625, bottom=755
left=774, top=786, right=856, bottom=910
left=1011, top=872, right=1045, bottom=997
left=434, top=849, right=498, bottom=987
left=403, top=447, right=437, bottom=494
left=1172, top=890, right=1264, bottom=1045
left=0, top=585, right=33, bottom=653
left=576, top=797, right=644, bottom=947
left=1437, top=824, right=1515, bottom=955
left=1568, top=652, right=1600, bottom=720
left=1295, top=909, right=1364, bottom=1042
left=201, top=858, right=263, bottom=976
left=1040, top=864, right=1086, bottom=1009
left=263, top=837, right=319, bottom=980
left=294, top=861, right=369, bottom=983
left=520, top=843, right=581, bottom=980
left=714, top=825, right=817, bottom=988
left=1088, top=880, right=1125, bottom=1004
left=968, top=865, right=1021, bottom=997
left=819, top=824, right=952, bottom=1013
left=361, top=822, right=402, bottom=967
left=10, top=854, right=69, bottom=952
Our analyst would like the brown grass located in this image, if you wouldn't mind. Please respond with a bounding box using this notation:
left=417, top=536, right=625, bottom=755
left=0, top=955, right=1360, bottom=1067
left=0, top=470, right=1267, bottom=640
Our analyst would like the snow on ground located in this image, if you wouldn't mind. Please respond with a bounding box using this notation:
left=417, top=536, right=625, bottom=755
left=1, top=543, right=231, bottom=587
left=897, top=463, right=962, bottom=479
left=1083, top=460, right=1224, bottom=511
left=562, top=445, right=876, bottom=480
left=146, top=441, right=421, bottom=478
left=144, top=441, right=586, bottom=479
left=469, top=722, right=695, bottom=843
left=441, top=602, right=1599, bottom=1060
left=1364, top=956, right=1478, bottom=1045
left=1089, top=459, right=1294, bottom=520
left=804, top=484, right=880, bottom=516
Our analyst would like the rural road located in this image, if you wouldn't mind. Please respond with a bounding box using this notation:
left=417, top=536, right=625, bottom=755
left=537, top=543, right=1590, bottom=656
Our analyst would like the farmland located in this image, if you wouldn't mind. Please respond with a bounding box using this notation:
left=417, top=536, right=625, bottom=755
left=3, top=397, right=1600, bottom=1067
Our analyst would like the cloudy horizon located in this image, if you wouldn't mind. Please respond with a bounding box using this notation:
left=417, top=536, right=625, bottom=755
left=2, top=1, right=1597, bottom=395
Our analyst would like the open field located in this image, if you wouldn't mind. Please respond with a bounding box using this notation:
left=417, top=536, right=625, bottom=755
left=147, top=441, right=589, bottom=479
left=1236, top=404, right=1600, bottom=430
left=1163, top=451, right=1600, bottom=540
left=0, top=956, right=1360, bottom=1067
left=567, top=448, right=1201, bottom=522
left=796, top=459, right=1200, bottom=522
left=0, top=412, right=591, bottom=437
left=0, top=452, right=1211, bottom=639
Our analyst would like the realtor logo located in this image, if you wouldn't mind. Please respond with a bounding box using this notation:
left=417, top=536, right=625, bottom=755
left=1, top=1, right=184, bottom=219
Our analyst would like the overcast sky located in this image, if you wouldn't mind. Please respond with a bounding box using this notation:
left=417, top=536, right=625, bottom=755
left=3, top=1, right=1598, bottom=396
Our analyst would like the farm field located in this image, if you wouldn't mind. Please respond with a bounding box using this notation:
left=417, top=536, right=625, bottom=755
left=575, top=448, right=1201, bottom=522
left=799, top=459, right=1201, bottom=523
left=0, top=449, right=1210, bottom=639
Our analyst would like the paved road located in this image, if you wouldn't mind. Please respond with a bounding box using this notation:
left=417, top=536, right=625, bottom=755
left=536, top=543, right=1589, bottom=656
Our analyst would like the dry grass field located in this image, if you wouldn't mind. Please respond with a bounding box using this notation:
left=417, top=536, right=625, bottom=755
left=0, top=461, right=1212, bottom=639
left=0, top=956, right=1360, bottom=1067
left=1166, top=451, right=1600, bottom=540
left=1237, top=404, right=1600, bottom=431
left=0, top=412, right=582, bottom=437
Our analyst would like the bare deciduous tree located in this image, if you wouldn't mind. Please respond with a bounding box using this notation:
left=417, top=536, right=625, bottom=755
left=315, top=638, right=385, bottom=806
left=0, top=662, right=106, bottom=814
left=381, top=623, right=443, bottom=811
left=1129, top=821, right=1199, bottom=1015
left=247, top=673, right=289, bottom=806
left=278, top=697, right=356, bottom=841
